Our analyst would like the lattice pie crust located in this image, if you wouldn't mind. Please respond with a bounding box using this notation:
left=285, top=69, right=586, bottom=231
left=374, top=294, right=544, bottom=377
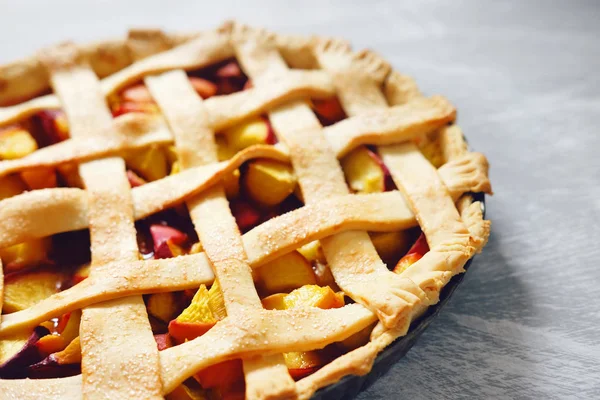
left=0, top=22, right=491, bottom=399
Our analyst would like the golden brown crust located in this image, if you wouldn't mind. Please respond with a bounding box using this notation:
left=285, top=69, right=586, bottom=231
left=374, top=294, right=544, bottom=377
left=0, top=375, right=82, bottom=400
left=0, top=21, right=491, bottom=399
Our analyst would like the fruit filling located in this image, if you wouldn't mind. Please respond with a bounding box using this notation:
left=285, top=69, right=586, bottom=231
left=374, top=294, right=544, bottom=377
left=0, top=110, right=72, bottom=198
left=109, top=58, right=249, bottom=118
left=228, top=153, right=302, bottom=233
left=414, top=130, right=445, bottom=168
left=310, top=96, right=347, bottom=126
left=392, top=232, right=429, bottom=274
left=340, top=145, right=397, bottom=193
left=135, top=206, right=198, bottom=260
left=0, top=229, right=90, bottom=379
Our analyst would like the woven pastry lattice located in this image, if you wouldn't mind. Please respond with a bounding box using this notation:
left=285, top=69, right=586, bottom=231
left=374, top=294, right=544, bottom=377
left=0, top=22, right=491, bottom=399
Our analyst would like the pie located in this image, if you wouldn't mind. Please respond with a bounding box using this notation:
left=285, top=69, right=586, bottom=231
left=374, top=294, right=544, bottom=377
left=0, top=22, right=492, bottom=399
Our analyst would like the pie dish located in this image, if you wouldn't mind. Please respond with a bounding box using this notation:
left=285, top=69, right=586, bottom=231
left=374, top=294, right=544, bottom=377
left=0, top=22, right=492, bottom=399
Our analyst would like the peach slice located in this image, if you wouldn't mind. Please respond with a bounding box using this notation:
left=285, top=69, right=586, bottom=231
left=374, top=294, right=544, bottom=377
left=403, top=232, right=429, bottom=256
left=230, top=199, right=262, bottom=232
left=262, top=285, right=344, bottom=311
left=30, top=336, right=82, bottom=378
left=207, top=280, right=227, bottom=320
left=120, top=84, right=154, bottom=103
left=153, top=333, right=173, bottom=351
left=125, top=145, right=168, bottom=181
left=311, top=97, right=346, bottom=125
left=283, top=285, right=344, bottom=310
left=214, top=60, right=247, bottom=95
left=223, top=168, right=240, bottom=198
left=168, top=280, right=225, bottom=343
left=37, top=110, right=70, bottom=143
left=169, top=161, right=181, bottom=175
left=149, top=224, right=188, bottom=259
left=215, top=135, right=236, bottom=161
left=393, top=253, right=423, bottom=275
left=341, top=146, right=386, bottom=193
left=369, top=230, right=412, bottom=267
left=261, top=285, right=340, bottom=380
left=0, top=332, right=33, bottom=366
left=3, top=270, right=63, bottom=313
left=112, top=101, right=160, bottom=117
left=297, top=240, right=325, bottom=264
left=296, top=241, right=337, bottom=289
left=175, top=283, right=218, bottom=323
left=165, top=145, right=179, bottom=165
left=39, top=311, right=81, bottom=355
left=168, top=321, right=215, bottom=344
left=57, top=311, right=81, bottom=343
left=393, top=233, right=429, bottom=274
left=222, top=116, right=276, bottom=152
left=257, top=251, right=317, bottom=294
left=338, top=322, right=377, bottom=351
left=284, top=351, right=326, bottom=380
left=195, top=359, right=244, bottom=389
left=165, top=146, right=180, bottom=176
left=217, top=80, right=243, bottom=96
left=50, top=336, right=81, bottom=365
left=0, top=126, right=38, bottom=160
left=312, top=261, right=338, bottom=290
left=72, top=263, right=91, bottom=285
left=243, top=159, right=297, bottom=206
left=35, top=334, right=65, bottom=356
left=215, top=61, right=243, bottom=79
left=57, top=163, right=83, bottom=188
left=415, top=133, right=444, bottom=168
left=0, top=326, right=49, bottom=378
left=189, top=242, right=204, bottom=254
left=21, top=167, right=57, bottom=190
left=126, top=169, right=147, bottom=187
left=0, top=237, right=51, bottom=270
left=189, top=77, right=218, bottom=99
left=0, top=174, right=27, bottom=200
left=147, top=292, right=180, bottom=323
left=261, top=293, right=287, bottom=310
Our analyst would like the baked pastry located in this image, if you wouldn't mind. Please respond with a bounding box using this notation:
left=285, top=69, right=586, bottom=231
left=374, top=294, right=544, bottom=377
left=0, top=22, right=492, bottom=399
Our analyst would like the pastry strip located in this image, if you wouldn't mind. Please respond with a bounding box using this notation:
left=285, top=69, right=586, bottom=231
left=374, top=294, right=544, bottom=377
left=0, top=374, right=83, bottom=400
left=0, top=92, right=451, bottom=179
left=0, top=66, right=333, bottom=130
left=0, top=253, right=215, bottom=335
left=324, top=95, right=454, bottom=157
left=158, top=304, right=378, bottom=393
left=0, top=148, right=489, bottom=251
left=0, top=113, right=172, bottom=178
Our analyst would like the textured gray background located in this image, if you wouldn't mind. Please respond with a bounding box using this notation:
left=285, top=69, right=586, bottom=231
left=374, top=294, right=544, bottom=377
left=1, top=1, right=599, bottom=399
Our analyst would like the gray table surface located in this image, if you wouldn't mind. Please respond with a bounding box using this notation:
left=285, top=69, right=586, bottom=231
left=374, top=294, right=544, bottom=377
left=2, top=1, right=599, bottom=398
